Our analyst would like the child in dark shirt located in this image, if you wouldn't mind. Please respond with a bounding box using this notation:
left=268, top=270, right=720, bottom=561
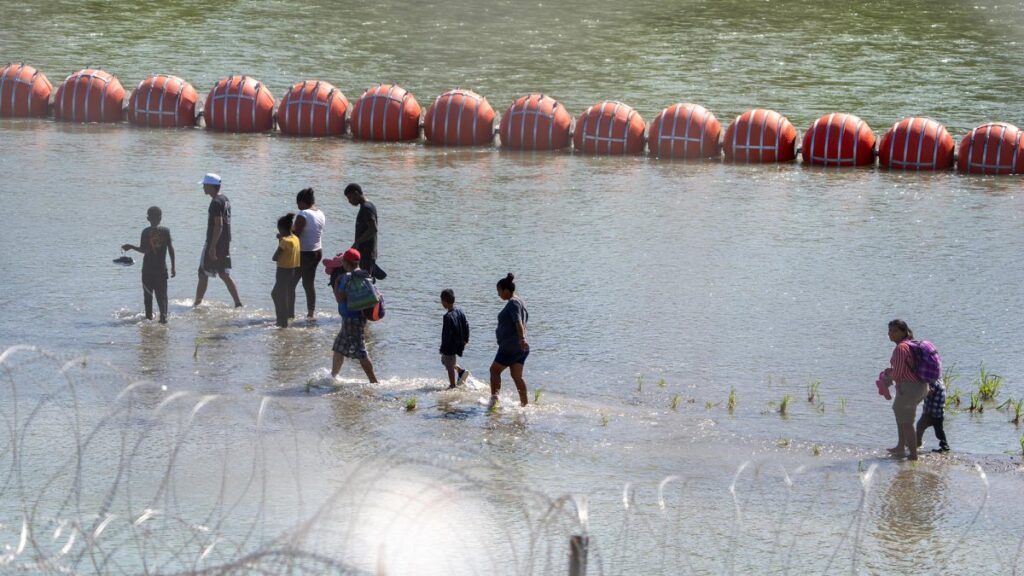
left=440, top=289, right=470, bottom=389
left=122, top=206, right=175, bottom=323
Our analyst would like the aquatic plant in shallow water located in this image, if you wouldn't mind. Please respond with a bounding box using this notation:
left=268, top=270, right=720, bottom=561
left=1011, top=399, right=1023, bottom=425
left=976, top=364, right=1003, bottom=401
left=727, top=388, right=737, bottom=413
left=806, top=380, right=820, bottom=403
left=779, top=395, right=792, bottom=416
left=405, top=397, right=417, bottom=411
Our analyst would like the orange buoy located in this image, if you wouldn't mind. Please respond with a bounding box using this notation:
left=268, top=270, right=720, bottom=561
left=127, top=75, right=198, bottom=128
left=648, top=103, right=721, bottom=160
left=573, top=101, right=646, bottom=155
left=350, top=84, right=421, bottom=141
left=878, top=117, right=954, bottom=170
left=801, top=113, right=875, bottom=166
left=499, top=94, right=572, bottom=151
left=53, top=69, right=125, bottom=123
left=723, top=109, right=797, bottom=163
left=0, top=63, right=52, bottom=118
left=203, top=76, right=275, bottom=133
left=424, top=89, right=495, bottom=146
left=957, top=122, right=1024, bottom=175
left=278, top=80, right=349, bottom=137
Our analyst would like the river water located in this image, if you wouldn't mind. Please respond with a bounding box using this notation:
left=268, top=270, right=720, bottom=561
left=2, top=0, right=1024, bottom=574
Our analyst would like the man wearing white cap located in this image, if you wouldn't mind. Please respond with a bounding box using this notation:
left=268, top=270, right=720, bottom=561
left=194, top=173, right=243, bottom=308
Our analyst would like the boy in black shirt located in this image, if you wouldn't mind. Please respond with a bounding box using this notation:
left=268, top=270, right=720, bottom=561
left=122, top=206, right=176, bottom=323
left=440, top=289, right=470, bottom=388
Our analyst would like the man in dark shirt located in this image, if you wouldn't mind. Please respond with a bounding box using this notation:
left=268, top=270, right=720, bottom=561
left=194, top=173, right=243, bottom=307
left=344, top=183, right=383, bottom=280
left=122, top=206, right=175, bottom=323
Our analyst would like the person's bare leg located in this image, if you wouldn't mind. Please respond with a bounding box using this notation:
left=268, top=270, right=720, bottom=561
left=359, top=357, right=377, bottom=383
left=888, top=417, right=906, bottom=455
left=446, top=365, right=457, bottom=388
left=331, top=352, right=344, bottom=377
left=220, top=274, right=243, bottom=307
left=489, top=362, right=504, bottom=398
left=904, top=422, right=919, bottom=460
left=194, top=274, right=209, bottom=307
left=510, top=363, right=528, bottom=406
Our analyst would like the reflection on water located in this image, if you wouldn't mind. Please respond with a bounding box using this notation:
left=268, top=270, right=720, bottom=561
left=874, top=466, right=950, bottom=572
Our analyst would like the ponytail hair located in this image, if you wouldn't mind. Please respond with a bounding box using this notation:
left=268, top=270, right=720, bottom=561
left=496, top=273, right=516, bottom=294
left=888, top=319, right=913, bottom=340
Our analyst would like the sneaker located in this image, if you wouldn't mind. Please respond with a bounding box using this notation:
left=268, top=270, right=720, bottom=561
left=457, top=369, right=470, bottom=386
left=932, top=446, right=950, bottom=453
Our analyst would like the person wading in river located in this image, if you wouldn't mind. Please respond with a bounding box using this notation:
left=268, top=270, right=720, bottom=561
left=344, top=183, right=384, bottom=282
left=290, top=187, right=325, bottom=318
left=193, top=173, right=243, bottom=308
left=882, top=319, right=929, bottom=461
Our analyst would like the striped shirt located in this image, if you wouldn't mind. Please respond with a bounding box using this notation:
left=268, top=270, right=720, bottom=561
left=889, top=340, right=920, bottom=383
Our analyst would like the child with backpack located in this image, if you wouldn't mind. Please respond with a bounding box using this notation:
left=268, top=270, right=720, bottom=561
left=328, top=248, right=378, bottom=383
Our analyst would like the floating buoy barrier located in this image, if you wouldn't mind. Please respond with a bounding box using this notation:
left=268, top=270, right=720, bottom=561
left=723, top=109, right=797, bottom=163
left=573, top=101, right=646, bottom=155
left=878, top=117, right=954, bottom=170
left=53, top=69, right=124, bottom=123
left=957, top=122, right=1024, bottom=175
left=648, top=103, right=721, bottom=160
left=350, top=84, right=421, bottom=142
left=424, top=89, right=495, bottom=146
left=0, top=63, right=52, bottom=118
left=802, top=113, right=875, bottom=167
left=127, top=74, right=198, bottom=128
left=499, top=94, right=572, bottom=151
left=277, top=81, right=348, bottom=137
left=204, top=76, right=275, bottom=133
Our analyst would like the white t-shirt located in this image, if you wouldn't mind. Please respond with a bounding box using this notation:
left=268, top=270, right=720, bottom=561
left=297, top=208, right=325, bottom=251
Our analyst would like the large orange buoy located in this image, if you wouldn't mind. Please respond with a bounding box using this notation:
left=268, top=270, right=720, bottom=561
left=723, top=109, right=797, bottom=163
left=648, top=103, right=721, bottom=160
left=957, top=122, right=1024, bottom=175
left=350, top=84, right=421, bottom=141
left=204, top=76, right=275, bottom=133
left=127, top=75, right=198, bottom=128
left=878, top=117, right=955, bottom=170
left=801, top=113, right=875, bottom=166
left=424, top=89, right=495, bottom=146
left=0, top=63, right=52, bottom=118
left=499, top=94, right=572, bottom=151
left=573, top=101, right=646, bottom=155
left=278, top=80, right=348, bottom=137
left=53, top=69, right=125, bottom=123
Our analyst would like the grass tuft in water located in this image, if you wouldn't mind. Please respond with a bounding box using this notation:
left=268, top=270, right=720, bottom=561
left=812, top=445, right=821, bottom=456
left=405, top=397, right=417, bottom=412
left=600, top=412, right=609, bottom=427
left=838, top=398, right=846, bottom=414
left=727, top=388, right=737, bottom=413
left=671, top=394, right=680, bottom=411
left=1020, top=433, right=1024, bottom=456
left=636, top=375, right=644, bottom=392
left=657, top=377, right=667, bottom=388
left=941, top=363, right=960, bottom=389
left=704, top=400, right=713, bottom=410
left=1011, top=399, right=1023, bottom=425
left=806, top=380, right=820, bottom=403
left=947, top=388, right=961, bottom=409
left=534, top=387, right=544, bottom=404
left=969, top=392, right=983, bottom=413
left=779, top=395, right=792, bottom=416
left=976, top=364, right=1003, bottom=401
left=776, top=438, right=790, bottom=448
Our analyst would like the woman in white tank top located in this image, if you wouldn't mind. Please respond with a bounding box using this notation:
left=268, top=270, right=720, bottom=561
left=291, top=187, right=326, bottom=318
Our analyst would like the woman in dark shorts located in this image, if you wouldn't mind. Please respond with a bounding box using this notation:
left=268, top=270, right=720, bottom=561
left=488, top=273, right=529, bottom=408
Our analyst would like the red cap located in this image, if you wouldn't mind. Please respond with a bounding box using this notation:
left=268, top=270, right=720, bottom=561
left=342, top=248, right=361, bottom=263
